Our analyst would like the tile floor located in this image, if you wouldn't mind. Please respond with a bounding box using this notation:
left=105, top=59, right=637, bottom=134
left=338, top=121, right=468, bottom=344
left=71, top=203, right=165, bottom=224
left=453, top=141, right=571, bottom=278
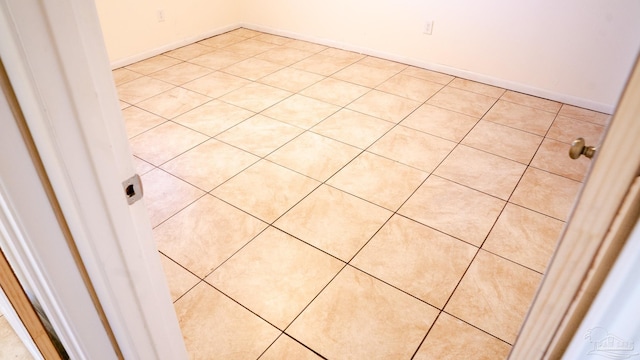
left=0, top=313, right=32, bottom=359
left=114, top=28, right=609, bottom=359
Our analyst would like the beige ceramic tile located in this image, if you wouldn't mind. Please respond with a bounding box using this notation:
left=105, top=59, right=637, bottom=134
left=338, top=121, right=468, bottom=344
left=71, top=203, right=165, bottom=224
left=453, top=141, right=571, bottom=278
left=164, top=43, right=214, bottom=61
left=531, top=138, right=591, bottom=182
left=161, top=139, right=259, bottom=191
left=0, top=316, right=32, bottom=359
left=207, top=227, right=343, bottom=329
left=399, top=176, right=505, bottom=246
left=484, top=203, right=564, bottom=273
left=286, top=39, right=327, bottom=53
left=119, top=100, right=130, bottom=110
left=558, top=104, right=610, bottom=126
left=292, top=54, right=358, bottom=76
left=141, top=169, right=204, bottom=227
left=332, top=63, right=399, bottom=88
left=112, top=68, right=142, bottom=85
left=187, top=50, right=248, bottom=70
left=222, top=39, right=278, bottom=57
left=402, top=104, right=479, bottom=142
left=154, top=195, right=267, bottom=277
left=125, top=55, right=182, bottom=75
left=352, top=215, right=476, bottom=308
left=483, top=100, right=556, bottom=136
left=219, top=82, right=292, bottom=112
left=414, top=312, right=511, bottom=360
left=262, top=94, right=339, bottom=129
left=255, top=46, right=314, bottom=66
left=212, top=160, right=320, bottom=223
left=319, top=47, right=365, bottom=62
left=121, top=106, right=165, bottom=138
left=182, top=71, right=251, bottom=98
left=116, top=76, right=174, bottom=104
left=148, top=62, right=212, bottom=85
left=435, top=145, right=526, bottom=200
left=228, top=28, right=262, bottom=38
left=198, top=33, right=246, bottom=49
left=427, top=87, right=497, bottom=118
left=267, top=132, right=361, bottom=181
left=173, top=99, right=254, bottom=137
left=133, top=156, right=155, bottom=175
left=287, top=266, right=439, bottom=360
left=260, top=335, right=322, bottom=360
left=462, top=120, right=543, bottom=164
left=258, top=68, right=324, bottom=93
left=253, top=33, right=293, bottom=45
left=445, top=250, right=542, bottom=343
left=377, top=74, right=444, bottom=102
left=510, top=167, right=582, bottom=221
left=136, top=87, right=211, bottom=119
left=174, top=283, right=279, bottom=359
left=222, top=57, right=285, bottom=81
left=130, top=121, right=209, bottom=166
left=311, top=109, right=394, bottom=149
left=368, top=125, right=456, bottom=172
left=347, top=90, right=421, bottom=123
left=300, top=77, right=369, bottom=107
left=158, top=254, right=199, bottom=302
left=327, top=151, right=429, bottom=211
left=274, top=185, right=392, bottom=261
left=501, top=91, right=562, bottom=113
left=401, top=66, right=455, bottom=84
left=215, top=114, right=303, bottom=157
left=547, top=115, right=606, bottom=145
left=357, top=56, right=408, bottom=72
left=449, top=78, right=505, bottom=98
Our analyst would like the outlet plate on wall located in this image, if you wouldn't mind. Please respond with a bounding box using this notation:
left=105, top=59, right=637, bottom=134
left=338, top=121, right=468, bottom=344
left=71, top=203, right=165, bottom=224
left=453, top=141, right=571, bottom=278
left=157, top=9, right=165, bottom=22
left=423, top=20, right=434, bottom=35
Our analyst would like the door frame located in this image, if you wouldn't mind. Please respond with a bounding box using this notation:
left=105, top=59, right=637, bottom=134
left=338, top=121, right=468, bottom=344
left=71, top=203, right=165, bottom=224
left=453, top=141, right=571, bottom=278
left=0, top=0, right=187, bottom=358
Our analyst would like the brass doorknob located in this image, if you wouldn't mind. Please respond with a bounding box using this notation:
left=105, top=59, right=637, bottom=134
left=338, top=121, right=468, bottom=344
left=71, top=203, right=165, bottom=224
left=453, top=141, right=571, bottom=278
left=569, top=137, right=596, bottom=159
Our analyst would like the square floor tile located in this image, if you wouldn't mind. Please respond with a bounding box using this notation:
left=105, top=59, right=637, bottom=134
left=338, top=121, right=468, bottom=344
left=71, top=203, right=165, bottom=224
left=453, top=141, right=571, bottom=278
left=347, top=90, right=421, bottom=123
left=187, top=50, right=248, bottom=70
left=332, top=63, right=399, bottom=88
left=158, top=254, right=199, bottom=302
left=222, top=39, right=278, bottom=57
left=215, top=114, right=303, bottom=157
left=227, top=28, right=262, bottom=38
left=300, top=77, right=369, bottom=107
left=212, top=160, right=320, bottom=223
left=328, top=152, right=429, bottom=211
left=558, top=104, right=610, bottom=126
left=483, top=100, right=556, bottom=136
left=121, top=106, right=166, bottom=138
left=219, top=82, right=292, bottom=112
left=154, top=195, right=267, bottom=277
left=258, top=67, right=325, bottom=93
left=149, top=62, right=213, bottom=85
left=261, top=335, right=322, bottom=360
left=141, top=169, right=204, bottom=227
left=287, top=266, right=439, bottom=360
left=267, top=132, right=361, bottom=181
left=319, top=48, right=365, bottom=62
left=198, top=33, right=246, bottom=49
left=445, top=250, right=542, bottom=343
left=136, top=87, right=211, bottom=119
left=255, top=34, right=293, bottom=45
left=174, top=283, right=280, bottom=358
left=401, top=66, right=454, bottom=84
left=434, top=145, right=526, bottom=200
left=262, top=95, right=340, bottom=129
left=357, top=56, right=408, bottom=72
left=546, top=115, right=606, bottom=145
left=448, top=78, right=505, bottom=98
left=402, top=104, right=479, bottom=142
left=133, top=156, right=155, bottom=175
left=164, top=43, right=214, bottom=60
left=427, top=87, right=497, bottom=118
left=292, top=53, right=357, bottom=76
left=112, top=68, right=142, bottom=86
left=116, top=76, right=174, bottom=104
left=501, top=91, right=561, bottom=113
left=129, top=121, right=209, bottom=166
left=222, top=57, right=284, bottom=81
left=161, top=139, right=259, bottom=191
left=182, top=71, right=251, bottom=98
left=399, top=176, right=505, bottom=246
left=368, top=125, right=456, bottom=172
left=414, top=313, right=511, bottom=360
left=124, top=55, right=182, bottom=75
left=483, top=203, right=564, bottom=273
left=376, top=74, right=443, bottom=102
left=461, top=120, right=543, bottom=164
left=352, top=215, right=476, bottom=308
left=255, top=46, right=315, bottom=66
left=286, top=39, right=327, bottom=53
left=311, top=109, right=394, bottom=149
left=274, top=185, right=392, bottom=262
left=0, top=316, right=32, bottom=359
left=531, top=138, right=591, bottom=182
left=206, top=227, right=343, bottom=329
left=510, top=167, right=582, bottom=221
left=173, top=99, right=254, bottom=137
